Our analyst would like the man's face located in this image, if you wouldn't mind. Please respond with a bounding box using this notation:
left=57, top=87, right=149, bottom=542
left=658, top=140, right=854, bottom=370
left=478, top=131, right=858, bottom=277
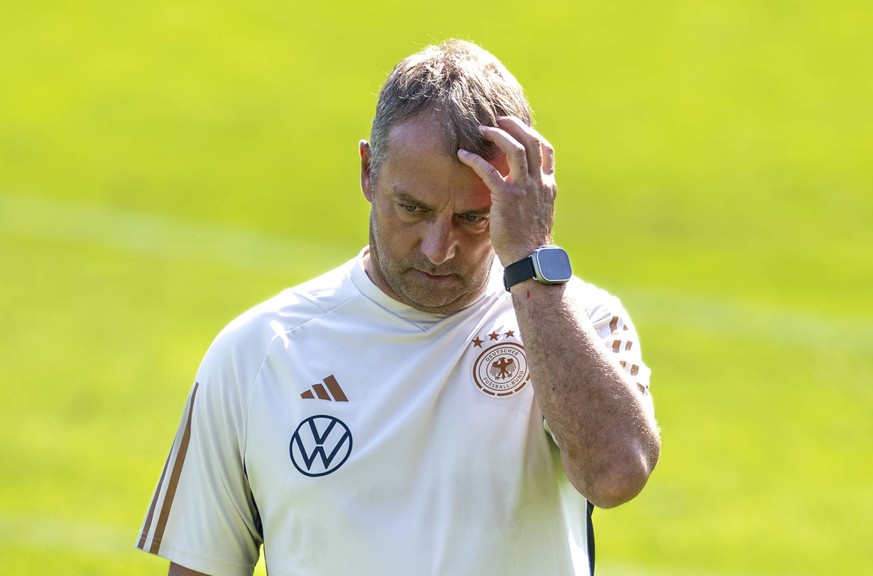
left=360, top=115, right=503, bottom=314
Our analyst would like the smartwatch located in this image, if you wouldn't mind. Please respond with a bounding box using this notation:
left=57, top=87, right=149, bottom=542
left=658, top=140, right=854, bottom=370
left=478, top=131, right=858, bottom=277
left=503, top=246, right=573, bottom=291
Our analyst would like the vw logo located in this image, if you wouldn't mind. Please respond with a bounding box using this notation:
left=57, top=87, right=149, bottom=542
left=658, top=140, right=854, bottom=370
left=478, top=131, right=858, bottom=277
left=289, top=415, right=353, bottom=477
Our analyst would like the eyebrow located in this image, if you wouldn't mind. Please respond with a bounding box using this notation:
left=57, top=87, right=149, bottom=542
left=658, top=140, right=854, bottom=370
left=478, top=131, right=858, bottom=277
left=392, top=190, right=433, bottom=210
left=391, top=189, right=491, bottom=216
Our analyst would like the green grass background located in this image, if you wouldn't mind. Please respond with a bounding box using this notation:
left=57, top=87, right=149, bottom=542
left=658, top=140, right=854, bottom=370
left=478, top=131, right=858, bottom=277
left=2, top=1, right=871, bottom=574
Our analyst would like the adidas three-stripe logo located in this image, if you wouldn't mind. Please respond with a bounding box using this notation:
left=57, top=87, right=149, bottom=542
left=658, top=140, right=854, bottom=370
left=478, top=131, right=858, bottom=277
left=300, top=375, right=348, bottom=402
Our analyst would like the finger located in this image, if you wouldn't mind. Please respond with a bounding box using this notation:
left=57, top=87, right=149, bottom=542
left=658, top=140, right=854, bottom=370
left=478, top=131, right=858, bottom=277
left=479, top=125, right=529, bottom=181
left=457, top=148, right=506, bottom=192
left=496, top=116, right=541, bottom=178
left=496, top=116, right=554, bottom=177
left=537, top=131, right=556, bottom=176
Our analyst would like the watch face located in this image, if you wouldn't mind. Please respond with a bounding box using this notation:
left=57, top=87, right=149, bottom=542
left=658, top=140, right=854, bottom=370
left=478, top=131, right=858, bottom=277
left=533, top=247, right=572, bottom=283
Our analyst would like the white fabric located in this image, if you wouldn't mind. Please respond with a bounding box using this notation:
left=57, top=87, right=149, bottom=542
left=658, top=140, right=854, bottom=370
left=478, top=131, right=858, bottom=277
left=137, top=251, right=652, bottom=576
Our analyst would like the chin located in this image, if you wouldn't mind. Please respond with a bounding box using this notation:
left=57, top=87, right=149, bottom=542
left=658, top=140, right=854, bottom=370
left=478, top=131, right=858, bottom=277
left=405, top=290, right=472, bottom=314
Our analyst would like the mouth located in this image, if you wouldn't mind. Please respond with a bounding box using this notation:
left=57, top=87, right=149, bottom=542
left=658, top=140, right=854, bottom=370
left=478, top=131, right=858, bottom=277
left=414, top=269, right=458, bottom=282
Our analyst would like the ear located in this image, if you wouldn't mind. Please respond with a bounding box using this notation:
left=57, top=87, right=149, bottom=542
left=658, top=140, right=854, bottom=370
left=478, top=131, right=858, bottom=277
left=359, top=140, right=374, bottom=202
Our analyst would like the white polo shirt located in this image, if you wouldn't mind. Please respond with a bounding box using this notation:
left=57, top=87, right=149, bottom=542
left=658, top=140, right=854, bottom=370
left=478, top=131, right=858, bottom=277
left=137, top=251, right=652, bottom=576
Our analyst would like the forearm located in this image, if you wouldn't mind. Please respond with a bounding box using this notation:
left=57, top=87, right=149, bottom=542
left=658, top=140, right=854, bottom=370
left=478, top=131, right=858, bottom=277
left=511, top=278, right=660, bottom=508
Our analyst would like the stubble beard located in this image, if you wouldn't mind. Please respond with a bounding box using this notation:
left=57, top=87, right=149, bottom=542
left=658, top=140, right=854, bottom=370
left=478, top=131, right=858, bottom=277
left=367, top=213, right=494, bottom=314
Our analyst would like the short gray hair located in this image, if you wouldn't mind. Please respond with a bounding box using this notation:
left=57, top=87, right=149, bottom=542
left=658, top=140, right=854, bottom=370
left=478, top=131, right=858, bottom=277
left=368, top=39, right=532, bottom=181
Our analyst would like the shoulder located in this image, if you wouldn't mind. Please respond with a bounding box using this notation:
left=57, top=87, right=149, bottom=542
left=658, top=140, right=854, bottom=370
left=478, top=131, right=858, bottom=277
left=568, top=277, right=629, bottom=322
left=228, top=259, right=357, bottom=337
left=567, top=277, right=646, bottom=354
left=199, top=258, right=361, bottom=383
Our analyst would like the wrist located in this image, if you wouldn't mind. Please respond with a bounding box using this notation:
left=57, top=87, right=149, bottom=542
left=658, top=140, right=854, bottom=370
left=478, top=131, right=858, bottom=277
left=503, top=246, right=572, bottom=292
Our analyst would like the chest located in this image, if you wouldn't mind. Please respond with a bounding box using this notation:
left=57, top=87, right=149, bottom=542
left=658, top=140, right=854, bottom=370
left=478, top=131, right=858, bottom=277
left=243, top=311, right=556, bottom=508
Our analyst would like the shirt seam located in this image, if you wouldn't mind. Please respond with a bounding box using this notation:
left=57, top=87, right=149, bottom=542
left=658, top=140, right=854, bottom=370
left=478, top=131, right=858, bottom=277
left=241, top=289, right=362, bottom=464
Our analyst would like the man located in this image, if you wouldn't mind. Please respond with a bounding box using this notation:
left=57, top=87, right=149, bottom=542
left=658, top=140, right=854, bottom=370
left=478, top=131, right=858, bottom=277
left=137, top=39, right=660, bottom=576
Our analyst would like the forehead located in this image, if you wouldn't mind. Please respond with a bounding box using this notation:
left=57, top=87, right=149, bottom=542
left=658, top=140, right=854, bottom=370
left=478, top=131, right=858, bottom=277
left=379, top=116, right=492, bottom=210
left=383, top=113, right=453, bottom=162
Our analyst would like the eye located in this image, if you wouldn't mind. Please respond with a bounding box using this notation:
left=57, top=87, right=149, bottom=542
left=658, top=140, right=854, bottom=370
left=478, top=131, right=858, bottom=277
left=460, top=213, right=486, bottom=224
left=398, top=203, right=420, bottom=214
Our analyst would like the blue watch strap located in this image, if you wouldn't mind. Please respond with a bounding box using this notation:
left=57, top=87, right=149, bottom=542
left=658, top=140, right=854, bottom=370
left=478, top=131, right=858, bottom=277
left=503, top=256, right=536, bottom=291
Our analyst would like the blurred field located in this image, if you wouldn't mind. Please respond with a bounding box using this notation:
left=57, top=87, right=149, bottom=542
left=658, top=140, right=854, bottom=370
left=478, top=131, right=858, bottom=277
left=1, top=1, right=871, bottom=574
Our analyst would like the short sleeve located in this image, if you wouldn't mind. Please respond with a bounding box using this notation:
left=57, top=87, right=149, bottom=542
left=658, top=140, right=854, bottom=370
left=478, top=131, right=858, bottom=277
left=587, top=295, right=654, bottom=412
left=136, top=330, right=263, bottom=576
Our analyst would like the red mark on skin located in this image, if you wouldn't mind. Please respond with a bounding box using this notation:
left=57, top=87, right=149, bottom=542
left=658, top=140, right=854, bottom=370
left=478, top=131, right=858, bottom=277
left=526, top=290, right=531, bottom=299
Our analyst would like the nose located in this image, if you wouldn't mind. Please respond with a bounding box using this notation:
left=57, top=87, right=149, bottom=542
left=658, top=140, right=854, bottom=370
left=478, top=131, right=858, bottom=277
left=419, top=219, right=456, bottom=266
